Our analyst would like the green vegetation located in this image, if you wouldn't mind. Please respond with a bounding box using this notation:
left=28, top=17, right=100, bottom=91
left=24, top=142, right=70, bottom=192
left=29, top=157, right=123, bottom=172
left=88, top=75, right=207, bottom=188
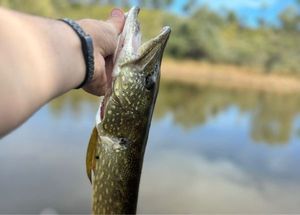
left=0, top=0, right=299, bottom=74
left=168, top=6, right=299, bottom=74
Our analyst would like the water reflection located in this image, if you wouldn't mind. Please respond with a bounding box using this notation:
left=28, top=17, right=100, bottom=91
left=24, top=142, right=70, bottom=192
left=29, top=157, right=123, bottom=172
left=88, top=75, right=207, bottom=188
left=50, top=81, right=300, bottom=144
left=157, top=81, right=300, bottom=144
left=2, top=80, right=300, bottom=213
left=49, top=90, right=98, bottom=119
left=138, top=112, right=300, bottom=213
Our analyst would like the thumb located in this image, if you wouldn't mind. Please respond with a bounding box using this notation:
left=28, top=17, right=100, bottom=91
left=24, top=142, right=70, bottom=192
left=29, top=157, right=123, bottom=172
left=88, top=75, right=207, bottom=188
left=106, top=8, right=125, bottom=34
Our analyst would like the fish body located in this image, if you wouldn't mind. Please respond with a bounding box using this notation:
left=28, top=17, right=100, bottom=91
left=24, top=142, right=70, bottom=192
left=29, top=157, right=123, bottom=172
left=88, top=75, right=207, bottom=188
left=86, top=7, right=170, bottom=214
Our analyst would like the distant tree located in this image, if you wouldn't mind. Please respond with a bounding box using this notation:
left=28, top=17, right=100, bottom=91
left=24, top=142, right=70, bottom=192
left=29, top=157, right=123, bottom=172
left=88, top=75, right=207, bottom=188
left=258, top=2, right=268, bottom=28
left=279, top=6, right=300, bottom=31
left=226, top=11, right=238, bottom=24
left=167, top=6, right=226, bottom=60
left=137, top=0, right=173, bottom=9
left=1, top=0, right=56, bottom=16
left=138, top=0, right=148, bottom=7
left=182, top=0, right=197, bottom=14
left=120, top=0, right=130, bottom=7
left=0, top=0, right=10, bottom=7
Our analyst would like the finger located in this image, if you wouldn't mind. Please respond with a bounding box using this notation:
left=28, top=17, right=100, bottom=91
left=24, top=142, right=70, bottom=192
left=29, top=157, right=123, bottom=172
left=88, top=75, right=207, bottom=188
left=106, top=8, right=125, bottom=35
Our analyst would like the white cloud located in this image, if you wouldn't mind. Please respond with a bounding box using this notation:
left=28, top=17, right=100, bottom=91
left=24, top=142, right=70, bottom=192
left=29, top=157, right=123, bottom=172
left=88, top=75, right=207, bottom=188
left=138, top=149, right=300, bottom=213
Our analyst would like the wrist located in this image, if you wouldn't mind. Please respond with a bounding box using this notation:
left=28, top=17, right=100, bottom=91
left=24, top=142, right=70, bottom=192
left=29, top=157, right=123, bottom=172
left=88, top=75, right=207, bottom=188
left=59, top=18, right=95, bottom=89
left=50, top=19, right=86, bottom=94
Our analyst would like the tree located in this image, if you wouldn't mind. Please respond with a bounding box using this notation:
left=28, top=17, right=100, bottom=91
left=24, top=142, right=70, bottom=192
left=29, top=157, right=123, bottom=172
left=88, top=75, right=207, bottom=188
left=182, top=0, right=197, bottom=14
left=137, top=0, right=173, bottom=9
left=226, top=11, right=238, bottom=24
left=279, top=6, right=300, bottom=31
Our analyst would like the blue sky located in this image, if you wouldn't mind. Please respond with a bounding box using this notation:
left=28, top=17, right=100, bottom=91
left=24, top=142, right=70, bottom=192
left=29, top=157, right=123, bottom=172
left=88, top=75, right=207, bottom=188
left=170, top=0, right=299, bottom=27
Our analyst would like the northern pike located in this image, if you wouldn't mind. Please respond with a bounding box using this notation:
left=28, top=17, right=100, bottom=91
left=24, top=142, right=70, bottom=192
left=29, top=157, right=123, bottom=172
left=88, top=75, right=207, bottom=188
left=86, top=7, right=171, bottom=214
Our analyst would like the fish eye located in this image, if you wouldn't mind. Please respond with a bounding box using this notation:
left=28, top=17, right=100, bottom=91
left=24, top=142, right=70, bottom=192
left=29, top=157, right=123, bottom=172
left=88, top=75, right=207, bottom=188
left=120, top=138, right=129, bottom=146
left=145, top=74, right=155, bottom=90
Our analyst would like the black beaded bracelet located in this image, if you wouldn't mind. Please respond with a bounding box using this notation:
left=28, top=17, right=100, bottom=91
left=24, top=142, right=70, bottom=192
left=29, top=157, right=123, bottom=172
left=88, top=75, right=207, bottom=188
left=59, top=18, right=94, bottom=89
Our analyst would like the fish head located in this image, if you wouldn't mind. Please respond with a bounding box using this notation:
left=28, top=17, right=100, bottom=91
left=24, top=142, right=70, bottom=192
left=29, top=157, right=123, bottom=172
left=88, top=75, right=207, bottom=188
left=96, top=7, right=171, bottom=143
left=113, top=6, right=171, bottom=114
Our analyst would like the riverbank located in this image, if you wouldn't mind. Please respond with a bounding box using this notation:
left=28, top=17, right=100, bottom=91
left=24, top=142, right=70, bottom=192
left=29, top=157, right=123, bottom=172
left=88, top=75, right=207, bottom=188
left=161, top=59, right=300, bottom=94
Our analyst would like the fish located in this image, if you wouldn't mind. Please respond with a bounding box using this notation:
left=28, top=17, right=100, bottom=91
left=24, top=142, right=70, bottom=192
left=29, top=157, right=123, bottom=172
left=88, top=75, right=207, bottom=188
left=86, top=6, right=171, bottom=214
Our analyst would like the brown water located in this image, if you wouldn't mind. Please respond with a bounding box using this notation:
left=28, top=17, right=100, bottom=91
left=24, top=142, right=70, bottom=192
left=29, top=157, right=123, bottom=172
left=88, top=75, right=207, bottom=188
left=1, top=80, right=300, bottom=213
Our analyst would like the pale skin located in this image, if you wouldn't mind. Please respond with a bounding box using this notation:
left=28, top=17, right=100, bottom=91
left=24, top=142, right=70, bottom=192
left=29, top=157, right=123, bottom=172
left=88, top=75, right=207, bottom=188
left=0, top=7, right=125, bottom=137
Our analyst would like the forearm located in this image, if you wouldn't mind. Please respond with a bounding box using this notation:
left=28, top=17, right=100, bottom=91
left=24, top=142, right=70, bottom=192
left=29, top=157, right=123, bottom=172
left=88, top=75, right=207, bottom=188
left=0, top=7, right=85, bottom=136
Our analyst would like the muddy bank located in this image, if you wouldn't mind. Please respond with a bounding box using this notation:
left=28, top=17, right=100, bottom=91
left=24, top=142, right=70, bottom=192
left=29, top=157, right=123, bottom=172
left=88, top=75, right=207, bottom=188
left=161, top=59, right=300, bottom=94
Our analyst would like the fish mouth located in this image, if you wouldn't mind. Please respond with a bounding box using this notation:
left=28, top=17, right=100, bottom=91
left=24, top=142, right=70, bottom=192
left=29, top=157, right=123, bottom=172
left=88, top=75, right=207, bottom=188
left=134, top=25, right=171, bottom=66
left=96, top=7, right=171, bottom=125
left=115, top=6, right=171, bottom=68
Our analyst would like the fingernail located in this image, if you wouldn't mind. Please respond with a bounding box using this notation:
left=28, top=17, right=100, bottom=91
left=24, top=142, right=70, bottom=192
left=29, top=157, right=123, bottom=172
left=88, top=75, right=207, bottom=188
left=111, top=8, right=123, bottom=17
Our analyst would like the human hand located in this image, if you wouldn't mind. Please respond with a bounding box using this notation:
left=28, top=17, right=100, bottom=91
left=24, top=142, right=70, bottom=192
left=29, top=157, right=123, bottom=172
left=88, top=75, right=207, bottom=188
left=77, top=9, right=125, bottom=96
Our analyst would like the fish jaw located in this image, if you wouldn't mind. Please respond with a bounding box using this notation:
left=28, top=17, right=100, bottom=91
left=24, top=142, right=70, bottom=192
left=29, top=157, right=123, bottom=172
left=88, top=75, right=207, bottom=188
left=113, top=6, right=141, bottom=70
left=128, top=25, right=171, bottom=75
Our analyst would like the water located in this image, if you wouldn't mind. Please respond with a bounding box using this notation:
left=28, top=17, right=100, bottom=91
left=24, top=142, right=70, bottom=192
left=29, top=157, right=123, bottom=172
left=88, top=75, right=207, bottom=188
left=1, top=80, right=300, bottom=213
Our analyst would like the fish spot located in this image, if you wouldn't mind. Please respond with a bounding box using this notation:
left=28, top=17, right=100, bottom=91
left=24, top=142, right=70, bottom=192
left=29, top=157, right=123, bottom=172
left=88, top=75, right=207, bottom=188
left=125, top=97, right=131, bottom=104
left=100, top=171, right=104, bottom=179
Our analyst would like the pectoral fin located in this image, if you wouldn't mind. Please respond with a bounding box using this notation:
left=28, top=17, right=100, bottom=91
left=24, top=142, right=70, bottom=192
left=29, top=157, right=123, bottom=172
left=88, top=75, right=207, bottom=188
left=86, top=127, right=98, bottom=183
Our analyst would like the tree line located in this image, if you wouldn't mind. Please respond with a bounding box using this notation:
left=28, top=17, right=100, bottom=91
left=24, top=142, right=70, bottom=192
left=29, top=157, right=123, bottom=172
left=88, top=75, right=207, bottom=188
left=0, top=0, right=299, bottom=74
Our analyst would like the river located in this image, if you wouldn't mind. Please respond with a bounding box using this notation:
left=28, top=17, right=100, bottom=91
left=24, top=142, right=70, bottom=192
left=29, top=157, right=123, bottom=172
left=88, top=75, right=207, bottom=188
left=1, top=80, right=300, bottom=213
